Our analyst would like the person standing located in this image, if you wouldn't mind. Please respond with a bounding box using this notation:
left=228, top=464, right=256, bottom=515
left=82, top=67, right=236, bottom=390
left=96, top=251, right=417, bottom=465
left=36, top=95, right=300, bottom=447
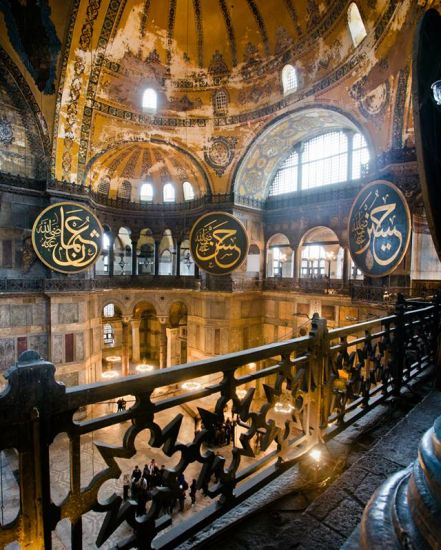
left=189, top=479, right=197, bottom=505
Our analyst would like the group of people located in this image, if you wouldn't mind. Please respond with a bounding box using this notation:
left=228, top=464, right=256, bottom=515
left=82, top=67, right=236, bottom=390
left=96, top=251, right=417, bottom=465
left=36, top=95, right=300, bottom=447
left=125, top=461, right=198, bottom=517
left=203, top=417, right=236, bottom=447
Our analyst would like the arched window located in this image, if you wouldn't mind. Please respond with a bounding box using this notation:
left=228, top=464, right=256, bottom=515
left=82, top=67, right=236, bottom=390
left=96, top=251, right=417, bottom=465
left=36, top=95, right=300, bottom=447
left=103, top=303, right=115, bottom=317
left=213, top=89, right=229, bottom=115
left=163, top=183, right=175, bottom=202
left=282, top=64, right=298, bottom=95
left=183, top=181, right=195, bottom=201
left=348, top=3, right=367, bottom=48
left=142, top=88, right=157, bottom=112
left=268, top=130, right=370, bottom=196
left=102, top=233, right=111, bottom=251
left=97, top=177, right=110, bottom=195
left=140, top=182, right=153, bottom=202
left=118, top=180, right=131, bottom=200
left=103, top=323, right=114, bottom=346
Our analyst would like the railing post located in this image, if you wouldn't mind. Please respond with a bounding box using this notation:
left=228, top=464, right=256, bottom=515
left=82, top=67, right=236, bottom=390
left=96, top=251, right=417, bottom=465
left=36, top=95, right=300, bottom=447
left=0, top=351, right=66, bottom=549
left=433, top=290, right=441, bottom=390
left=391, top=293, right=406, bottom=396
left=308, top=313, right=328, bottom=440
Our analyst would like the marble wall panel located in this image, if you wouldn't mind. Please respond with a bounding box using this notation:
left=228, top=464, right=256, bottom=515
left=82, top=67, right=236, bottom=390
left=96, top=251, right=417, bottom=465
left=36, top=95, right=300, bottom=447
left=75, top=333, right=84, bottom=361
left=210, top=301, right=225, bottom=319
left=0, top=338, right=15, bottom=372
left=52, top=334, right=64, bottom=364
left=32, top=303, right=46, bottom=325
left=28, top=335, right=48, bottom=360
left=10, top=305, right=31, bottom=327
left=58, top=303, right=79, bottom=325
left=0, top=305, right=10, bottom=328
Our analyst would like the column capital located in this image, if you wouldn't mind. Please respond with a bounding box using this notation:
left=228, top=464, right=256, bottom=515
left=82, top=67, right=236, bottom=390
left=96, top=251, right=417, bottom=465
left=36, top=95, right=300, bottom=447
left=157, top=315, right=168, bottom=325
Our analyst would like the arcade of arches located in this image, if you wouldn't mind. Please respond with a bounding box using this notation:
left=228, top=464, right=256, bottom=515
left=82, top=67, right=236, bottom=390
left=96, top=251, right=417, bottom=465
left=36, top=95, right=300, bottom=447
left=2, top=0, right=441, bottom=392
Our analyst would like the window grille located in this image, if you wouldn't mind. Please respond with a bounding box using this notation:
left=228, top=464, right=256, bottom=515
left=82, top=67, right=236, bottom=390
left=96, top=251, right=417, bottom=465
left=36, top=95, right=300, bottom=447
left=268, top=130, right=370, bottom=196
left=282, top=65, right=298, bottom=94
left=103, top=304, right=115, bottom=318
left=269, top=150, right=298, bottom=196
left=352, top=133, right=370, bottom=179
left=103, top=323, right=114, bottom=345
left=214, top=90, right=228, bottom=114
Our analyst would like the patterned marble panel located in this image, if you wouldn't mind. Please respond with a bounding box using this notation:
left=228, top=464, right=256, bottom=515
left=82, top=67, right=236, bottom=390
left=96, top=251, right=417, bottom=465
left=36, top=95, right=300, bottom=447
left=0, top=338, right=15, bottom=372
left=58, top=303, right=79, bottom=325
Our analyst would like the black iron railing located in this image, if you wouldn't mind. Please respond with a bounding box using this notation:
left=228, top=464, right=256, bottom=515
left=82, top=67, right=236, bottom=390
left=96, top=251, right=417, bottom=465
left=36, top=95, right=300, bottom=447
left=0, top=296, right=439, bottom=549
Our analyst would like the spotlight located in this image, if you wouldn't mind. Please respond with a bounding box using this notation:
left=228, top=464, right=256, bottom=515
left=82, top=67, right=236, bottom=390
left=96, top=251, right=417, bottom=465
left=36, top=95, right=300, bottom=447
left=432, top=80, right=441, bottom=105
left=310, top=448, right=321, bottom=462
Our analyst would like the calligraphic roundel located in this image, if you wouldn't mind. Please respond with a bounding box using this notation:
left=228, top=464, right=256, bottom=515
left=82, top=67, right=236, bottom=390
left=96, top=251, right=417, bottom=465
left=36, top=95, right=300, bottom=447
left=190, top=212, right=249, bottom=275
left=32, top=202, right=103, bottom=274
left=348, top=181, right=411, bottom=278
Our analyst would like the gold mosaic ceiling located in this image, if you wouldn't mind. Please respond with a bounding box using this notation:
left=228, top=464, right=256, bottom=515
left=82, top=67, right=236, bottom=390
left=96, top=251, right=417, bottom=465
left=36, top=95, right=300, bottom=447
left=89, top=141, right=209, bottom=197
left=110, top=0, right=338, bottom=72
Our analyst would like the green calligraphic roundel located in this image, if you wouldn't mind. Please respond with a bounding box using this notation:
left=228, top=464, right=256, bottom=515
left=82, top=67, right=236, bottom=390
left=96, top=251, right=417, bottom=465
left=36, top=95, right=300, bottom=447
left=348, top=181, right=411, bottom=278
left=190, top=212, right=249, bottom=275
left=32, top=202, right=103, bottom=274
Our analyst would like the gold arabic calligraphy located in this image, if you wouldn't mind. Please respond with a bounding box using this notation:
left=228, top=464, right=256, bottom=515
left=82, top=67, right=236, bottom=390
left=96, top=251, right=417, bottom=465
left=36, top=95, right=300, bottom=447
left=352, top=189, right=403, bottom=268
left=35, top=206, right=100, bottom=269
left=194, top=219, right=242, bottom=270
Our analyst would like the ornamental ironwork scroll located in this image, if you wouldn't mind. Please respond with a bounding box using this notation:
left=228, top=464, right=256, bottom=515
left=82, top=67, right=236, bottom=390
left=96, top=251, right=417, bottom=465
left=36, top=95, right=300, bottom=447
left=348, top=181, right=411, bottom=277
left=32, top=201, right=103, bottom=274
left=190, top=211, right=248, bottom=275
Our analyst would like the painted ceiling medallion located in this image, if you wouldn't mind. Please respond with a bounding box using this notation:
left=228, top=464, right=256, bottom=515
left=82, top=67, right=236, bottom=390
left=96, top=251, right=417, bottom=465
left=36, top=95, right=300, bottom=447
left=348, top=181, right=411, bottom=278
left=204, top=137, right=237, bottom=176
left=32, top=202, right=103, bottom=274
left=0, top=116, right=14, bottom=145
left=190, top=211, right=248, bottom=275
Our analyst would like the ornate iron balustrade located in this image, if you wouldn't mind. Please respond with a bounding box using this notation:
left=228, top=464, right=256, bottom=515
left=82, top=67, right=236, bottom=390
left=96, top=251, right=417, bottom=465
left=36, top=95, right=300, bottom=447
left=0, top=298, right=439, bottom=549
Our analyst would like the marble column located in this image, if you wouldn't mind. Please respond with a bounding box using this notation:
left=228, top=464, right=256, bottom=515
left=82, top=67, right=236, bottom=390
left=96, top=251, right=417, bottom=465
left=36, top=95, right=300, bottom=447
left=158, top=316, right=168, bottom=369
left=108, top=233, right=114, bottom=277
left=176, top=241, right=181, bottom=277
left=121, top=317, right=130, bottom=376
left=343, top=246, right=349, bottom=286
left=131, top=234, right=139, bottom=276
left=154, top=239, right=160, bottom=276
left=131, top=318, right=141, bottom=363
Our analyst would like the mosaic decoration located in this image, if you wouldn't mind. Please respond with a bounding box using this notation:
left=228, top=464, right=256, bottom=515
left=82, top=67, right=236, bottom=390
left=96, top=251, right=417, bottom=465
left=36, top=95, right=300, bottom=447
left=204, top=136, right=237, bottom=176
left=246, top=0, right=270, bottom=55
left=62, top=0, right=102, bottom=180
left=0, top=0, right=61, bottom=93
left=218, top=0, right=237, bottom=65
left=190, top=212, right=248, bottom=275
left=392, top=66, right=410, bottom=149
left=348, top=181, right=411, bottom=278
left=0, top=116, right=14, bottom=145
left=32, top=202, right=103, bottom=274
left=359, top=81, right=390, bottom=121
